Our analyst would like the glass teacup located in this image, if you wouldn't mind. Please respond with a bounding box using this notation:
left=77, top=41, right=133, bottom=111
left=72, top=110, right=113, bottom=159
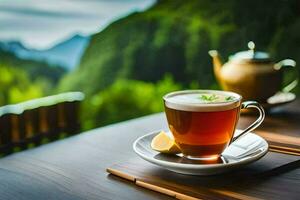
left=164, top=90, right=265, bottom=160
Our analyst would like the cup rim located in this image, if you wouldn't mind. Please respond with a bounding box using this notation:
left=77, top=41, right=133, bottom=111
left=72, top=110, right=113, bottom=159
left=163, top=90, right=242, bottom=112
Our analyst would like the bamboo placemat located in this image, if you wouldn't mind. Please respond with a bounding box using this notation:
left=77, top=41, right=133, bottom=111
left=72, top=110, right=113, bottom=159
left=107, top=152, right=300, bottom=199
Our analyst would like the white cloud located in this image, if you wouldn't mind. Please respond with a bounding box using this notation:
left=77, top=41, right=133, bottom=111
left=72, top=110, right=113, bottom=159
left=0, top=0, right=155, bottom=49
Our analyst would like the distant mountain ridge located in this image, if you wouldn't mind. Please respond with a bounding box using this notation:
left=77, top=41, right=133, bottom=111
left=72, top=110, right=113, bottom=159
left=0, top=34, right=90, bottom=70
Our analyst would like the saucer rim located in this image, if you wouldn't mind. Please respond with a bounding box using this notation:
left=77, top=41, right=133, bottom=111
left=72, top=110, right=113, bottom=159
left=133, top=129, right=269, bottom=169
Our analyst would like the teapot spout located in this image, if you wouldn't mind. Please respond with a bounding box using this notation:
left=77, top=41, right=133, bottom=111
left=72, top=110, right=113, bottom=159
left=208, top=50, right=223, bottom=82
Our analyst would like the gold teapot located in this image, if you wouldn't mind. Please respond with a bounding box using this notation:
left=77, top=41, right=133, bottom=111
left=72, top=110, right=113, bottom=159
left=209, top=41, right=298, bottom=101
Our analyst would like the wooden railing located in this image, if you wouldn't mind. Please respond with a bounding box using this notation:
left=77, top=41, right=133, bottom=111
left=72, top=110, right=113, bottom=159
left=0, top=92, right=84, bottom=155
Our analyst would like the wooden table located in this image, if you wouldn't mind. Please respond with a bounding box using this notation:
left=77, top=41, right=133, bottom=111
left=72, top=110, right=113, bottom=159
left=0, top=100, right=299, bottom=200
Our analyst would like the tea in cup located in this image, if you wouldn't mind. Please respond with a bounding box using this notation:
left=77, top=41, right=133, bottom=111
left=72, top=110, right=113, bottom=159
left=163, top=90, right=265, bottom=160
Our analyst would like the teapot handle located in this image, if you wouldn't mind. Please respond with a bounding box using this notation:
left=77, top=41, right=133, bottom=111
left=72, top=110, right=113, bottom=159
left=274, top=59, right=298, bottom=92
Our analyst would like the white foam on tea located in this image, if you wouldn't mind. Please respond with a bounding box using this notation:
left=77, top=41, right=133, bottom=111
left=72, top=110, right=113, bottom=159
left=164, top=90, right=241, bottom=112
left=168, top=93, right=231, bottom=104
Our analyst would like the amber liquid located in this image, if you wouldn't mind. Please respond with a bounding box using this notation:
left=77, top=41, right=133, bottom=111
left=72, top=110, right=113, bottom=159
left=165, top=105, right=240, bottom=159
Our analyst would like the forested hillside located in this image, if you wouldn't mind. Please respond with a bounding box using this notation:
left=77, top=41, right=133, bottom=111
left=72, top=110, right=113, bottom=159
left=60, top=0, right=300, bottom=96
left=57, top=0, right=300, bottom=129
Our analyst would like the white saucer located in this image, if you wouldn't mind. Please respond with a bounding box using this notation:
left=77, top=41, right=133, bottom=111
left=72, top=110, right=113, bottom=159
left=133, top=130, right=268, bottom=175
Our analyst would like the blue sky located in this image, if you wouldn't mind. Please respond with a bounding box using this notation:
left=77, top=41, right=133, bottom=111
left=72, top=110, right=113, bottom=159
left=0, top=0, right=155, bottom=49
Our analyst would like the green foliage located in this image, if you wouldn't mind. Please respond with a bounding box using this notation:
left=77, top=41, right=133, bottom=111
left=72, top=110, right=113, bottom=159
left=0, top=65, right=44, bottom=105
left=0, top=49, right=66, bottom=105
left=82, top=76, right=181, bottom=130
left=0, top=50, right=66, bottom=85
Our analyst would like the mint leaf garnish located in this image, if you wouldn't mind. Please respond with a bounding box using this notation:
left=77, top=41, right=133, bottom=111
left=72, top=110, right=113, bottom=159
left=225, top=96, right=234, bottom=101
left=199, top=94, right=219, bottom=102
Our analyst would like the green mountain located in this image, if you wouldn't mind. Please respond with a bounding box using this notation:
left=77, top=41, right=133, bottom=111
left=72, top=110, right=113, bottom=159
left=59, top=0, right=300, bottom=96
left=0, top=49, right=66, bottom=84
left=0, top=49, right=66, bottom=105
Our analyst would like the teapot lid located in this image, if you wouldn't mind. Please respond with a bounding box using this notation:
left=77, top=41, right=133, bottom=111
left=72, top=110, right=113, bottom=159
left=230, top=41, right=270, bottom=62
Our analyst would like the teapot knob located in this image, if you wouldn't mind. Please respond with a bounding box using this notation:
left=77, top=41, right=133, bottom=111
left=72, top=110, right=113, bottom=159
left=248, top=41, right=255, bottom=52
left=248, top=41, right=256, bottom=56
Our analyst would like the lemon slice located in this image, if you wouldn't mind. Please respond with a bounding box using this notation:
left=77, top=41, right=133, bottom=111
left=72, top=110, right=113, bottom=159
left=151, top=131, right=181, bottom=154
